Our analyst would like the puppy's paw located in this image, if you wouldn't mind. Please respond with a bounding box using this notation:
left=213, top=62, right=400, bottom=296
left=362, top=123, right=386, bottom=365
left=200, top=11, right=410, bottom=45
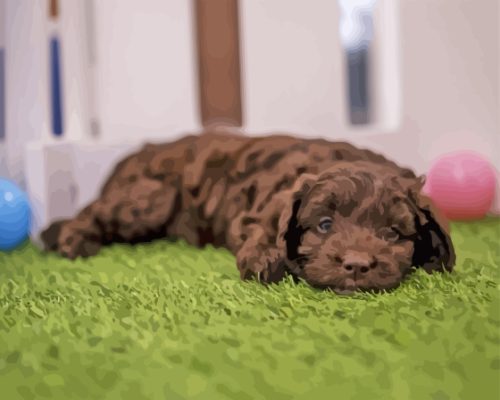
left=237, top=247, right=286, bottom=284
left=57, top=228, right=101, bottom=260
left=42, top=223, right=100, bottom=260
left=41, top=218, right=102, bottom=260
left=41, top=220, right=67, bottom=251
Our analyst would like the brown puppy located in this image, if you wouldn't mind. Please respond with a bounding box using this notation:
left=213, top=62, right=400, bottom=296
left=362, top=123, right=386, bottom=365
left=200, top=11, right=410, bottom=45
left=42, top=131, right=455, bottom=294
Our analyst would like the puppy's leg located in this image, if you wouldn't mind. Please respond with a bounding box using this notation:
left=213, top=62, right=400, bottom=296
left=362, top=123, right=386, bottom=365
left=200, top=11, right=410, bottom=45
left=42, top=204, right=103, bottom=259
left=235, top=222, right=287, bottom=284
left=43, top=178, right=179, bottom=259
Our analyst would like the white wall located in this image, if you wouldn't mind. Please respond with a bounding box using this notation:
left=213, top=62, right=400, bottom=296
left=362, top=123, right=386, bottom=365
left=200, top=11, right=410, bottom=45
left=352, top=0, right=499, bottom=175
left=56, top=0, right=90, bottom=142
left=240, top=0, right=401, bottom=138
left=0, top=0, right=199, bottom=183
left=93, top=0, right=198, bottom=142
left=0, top=0, right=5, bottom=177
left=240, top=0, right=498, bottom=175
left=3, top=0, right=498, bottom=190
left=2, top=1, right=48, bottom=186
left=240, top=0, right=346, bottom=136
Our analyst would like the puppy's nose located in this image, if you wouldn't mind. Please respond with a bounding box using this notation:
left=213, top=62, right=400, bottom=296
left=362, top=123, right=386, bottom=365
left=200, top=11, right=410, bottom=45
left=343, top=262, right=370, bottom=274
left=342, top=253, right=376, bottom=275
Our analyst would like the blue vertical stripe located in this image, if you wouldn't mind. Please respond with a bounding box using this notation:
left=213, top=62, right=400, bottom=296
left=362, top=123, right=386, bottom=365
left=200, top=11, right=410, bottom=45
left=347, top=48, right=370, bottom=125
left=50, top=37, right=64, bottom=136
left=0, top=49, right=5, bottom=140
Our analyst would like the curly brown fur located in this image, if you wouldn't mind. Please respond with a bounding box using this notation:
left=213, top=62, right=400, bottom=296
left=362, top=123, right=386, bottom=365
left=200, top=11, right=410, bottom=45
left=41, top=131, right=455, bottom=293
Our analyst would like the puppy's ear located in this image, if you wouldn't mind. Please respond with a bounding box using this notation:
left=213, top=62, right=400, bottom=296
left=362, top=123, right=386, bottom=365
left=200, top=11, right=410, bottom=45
left=409, top=182, right=456, bottom=273
left=276, top=174, right=317, bottom=266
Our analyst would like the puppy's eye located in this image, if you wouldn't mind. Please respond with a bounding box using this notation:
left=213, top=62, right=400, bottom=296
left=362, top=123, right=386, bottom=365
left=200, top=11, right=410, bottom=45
left=382, top=226, right=402, bottom=242
left=317, top=217, right=333, bottom=233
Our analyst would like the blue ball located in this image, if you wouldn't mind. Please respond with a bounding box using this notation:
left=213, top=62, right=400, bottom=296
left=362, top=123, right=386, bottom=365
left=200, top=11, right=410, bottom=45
left=0, top=179, right=31, bottom=250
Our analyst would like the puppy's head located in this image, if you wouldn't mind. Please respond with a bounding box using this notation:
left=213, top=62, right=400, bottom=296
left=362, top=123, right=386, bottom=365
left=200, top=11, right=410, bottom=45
left=277, top=161, right=455, bottom=294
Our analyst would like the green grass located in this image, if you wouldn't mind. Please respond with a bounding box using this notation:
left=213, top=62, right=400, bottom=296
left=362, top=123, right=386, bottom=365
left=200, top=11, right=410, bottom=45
left=0, top=219, right=499, bottom=400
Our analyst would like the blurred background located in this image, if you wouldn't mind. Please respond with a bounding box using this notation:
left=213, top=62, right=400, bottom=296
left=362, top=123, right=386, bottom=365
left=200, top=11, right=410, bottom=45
left=0, top=0, right=498, bottom=234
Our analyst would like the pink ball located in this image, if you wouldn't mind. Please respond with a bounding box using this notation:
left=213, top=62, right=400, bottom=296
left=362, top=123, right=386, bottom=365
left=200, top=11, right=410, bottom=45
left=423, top=152, right=497, bottom=220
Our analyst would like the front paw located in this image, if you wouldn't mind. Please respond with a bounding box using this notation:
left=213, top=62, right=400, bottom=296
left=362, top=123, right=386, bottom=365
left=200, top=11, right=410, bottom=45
left=41, top=220, right=67, bottom=251
left=237, top=247, right=286, bottom=284
left=42, top=222, right=101, bottom=259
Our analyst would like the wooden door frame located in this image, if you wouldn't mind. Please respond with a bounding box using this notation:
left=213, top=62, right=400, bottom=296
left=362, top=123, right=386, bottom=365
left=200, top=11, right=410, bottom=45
left=194, top=0, right=243, bottom=127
